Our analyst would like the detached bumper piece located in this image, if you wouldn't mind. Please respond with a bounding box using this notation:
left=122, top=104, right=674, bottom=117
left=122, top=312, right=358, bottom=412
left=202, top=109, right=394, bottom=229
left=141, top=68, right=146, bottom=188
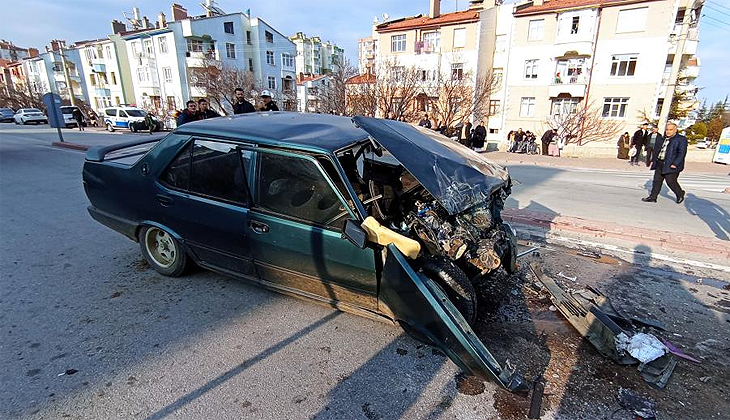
left=529, top=263, right=677, bottom=389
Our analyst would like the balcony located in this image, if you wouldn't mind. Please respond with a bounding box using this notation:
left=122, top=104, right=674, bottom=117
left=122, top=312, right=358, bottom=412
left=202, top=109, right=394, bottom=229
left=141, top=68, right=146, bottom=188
left=92, top=63, right=106, bottom=73
left=668, top=27, right=699, bottom=55
left=94, top=88, right=111, bottom=96
left=549, top=76, right=587, bottom=98
left=185, top=51, right=219, bottom=68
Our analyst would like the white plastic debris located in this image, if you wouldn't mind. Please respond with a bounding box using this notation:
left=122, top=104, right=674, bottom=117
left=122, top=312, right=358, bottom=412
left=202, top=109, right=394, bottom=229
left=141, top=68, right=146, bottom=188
left=626, top=333, right=667, bottom=364
left=557, top=272, right=577, bottom=282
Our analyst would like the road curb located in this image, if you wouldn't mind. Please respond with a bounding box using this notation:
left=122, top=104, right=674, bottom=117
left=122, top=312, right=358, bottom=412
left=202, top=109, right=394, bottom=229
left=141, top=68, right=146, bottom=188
left=52, top=142, right=89, bottom=151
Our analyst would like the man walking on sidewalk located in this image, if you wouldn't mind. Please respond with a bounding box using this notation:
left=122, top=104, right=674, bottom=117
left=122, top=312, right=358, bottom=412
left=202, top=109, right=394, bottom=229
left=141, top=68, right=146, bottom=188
left=630, top=123, right=649, bottom=166
left=642, top=122, right=687, bottom=203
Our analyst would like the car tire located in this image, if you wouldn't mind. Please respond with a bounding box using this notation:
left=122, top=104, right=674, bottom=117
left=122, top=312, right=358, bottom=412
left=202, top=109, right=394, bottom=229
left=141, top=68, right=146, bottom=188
left=130, top=124, right=137, bottom=133
left=106, top=123, right=114, bottom=132
left=420, top=255, right=477, bottom=325
left=138, top=226, right=189, bottom=277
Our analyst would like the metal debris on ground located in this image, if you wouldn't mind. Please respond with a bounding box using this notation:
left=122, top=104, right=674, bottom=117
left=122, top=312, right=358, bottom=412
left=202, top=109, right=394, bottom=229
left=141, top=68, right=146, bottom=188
left=622, top=333, right=667, bottom=364
left=617, top=388, right=657, bottom=419
left=660, top=338, right=701, bottom=363
left=528, top=374, right=545, bottom=419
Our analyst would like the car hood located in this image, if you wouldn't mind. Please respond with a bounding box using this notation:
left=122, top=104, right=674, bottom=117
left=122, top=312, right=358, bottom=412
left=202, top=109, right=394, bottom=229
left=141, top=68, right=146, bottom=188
left=352, top=116, right=509, bottom=215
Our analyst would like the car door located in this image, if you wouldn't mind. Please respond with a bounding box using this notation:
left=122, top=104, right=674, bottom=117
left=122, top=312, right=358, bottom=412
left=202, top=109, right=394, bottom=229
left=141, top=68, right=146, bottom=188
left=380, top=244, right=528, bottom=393
left=156, top=138, right=256, bottom=276
left=245, top=148, right=378, bottom=310
left=117, top=109, right=129, bottom=128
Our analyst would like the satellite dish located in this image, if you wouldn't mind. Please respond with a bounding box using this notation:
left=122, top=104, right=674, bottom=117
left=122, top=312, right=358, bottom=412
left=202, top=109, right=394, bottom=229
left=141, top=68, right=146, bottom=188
left=382, top=13, right=389, bottom=21
left=201, top=0, right=225, bottom=16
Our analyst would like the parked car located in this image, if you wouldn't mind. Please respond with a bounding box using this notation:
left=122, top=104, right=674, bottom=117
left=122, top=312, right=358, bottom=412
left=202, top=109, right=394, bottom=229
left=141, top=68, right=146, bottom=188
left=82, top=113, right=527, bottom=393
left=14, top=108, right=48, bottom=125
left=0, top=107, right=15, bottom=122
left=103, top=106, right=156, bottom=132
left=60, top=106, right=86, bottom=128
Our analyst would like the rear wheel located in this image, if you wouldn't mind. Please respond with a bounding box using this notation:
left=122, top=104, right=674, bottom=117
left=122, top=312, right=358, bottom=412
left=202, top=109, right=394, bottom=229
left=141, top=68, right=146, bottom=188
left=420, top=255, right=477, bottom=325
left=139, top=226, right=188, bottom=277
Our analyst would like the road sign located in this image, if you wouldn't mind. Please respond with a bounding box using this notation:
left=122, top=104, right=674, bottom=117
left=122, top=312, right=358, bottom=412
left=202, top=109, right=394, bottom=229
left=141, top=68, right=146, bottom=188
left=42, top=93, right=65, bottom=143
left=713, top=127, right=730, bottom=165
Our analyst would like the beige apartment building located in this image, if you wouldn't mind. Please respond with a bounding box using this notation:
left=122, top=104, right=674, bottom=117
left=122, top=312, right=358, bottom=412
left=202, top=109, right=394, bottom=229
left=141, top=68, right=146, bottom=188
left=503, top=0, right=702, bottom=156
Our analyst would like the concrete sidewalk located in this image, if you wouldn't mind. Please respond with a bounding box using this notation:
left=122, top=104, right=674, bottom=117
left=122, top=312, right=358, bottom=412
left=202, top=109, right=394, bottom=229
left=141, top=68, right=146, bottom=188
left=503, top=207, right=730, bottom=271
left=484, top=151, right=729, bottom=176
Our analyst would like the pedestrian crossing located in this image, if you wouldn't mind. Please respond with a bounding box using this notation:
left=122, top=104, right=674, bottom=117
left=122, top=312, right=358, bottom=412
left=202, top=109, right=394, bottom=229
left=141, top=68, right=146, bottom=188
left=561, top=167, right=730, bottom=193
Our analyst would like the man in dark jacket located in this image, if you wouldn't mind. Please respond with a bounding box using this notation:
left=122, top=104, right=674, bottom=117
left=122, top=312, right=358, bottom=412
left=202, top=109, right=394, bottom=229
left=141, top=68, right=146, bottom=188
left=645, top=126, right=662, bottom=167
left=463, top=121, right=473, bottom=147
left=472, top=120, right=486, bottom=150
left=541, top=128, right=557, bottom=155
left=630, top=123, right=649, bottom=166
left=510, top=128, right=524, bottom=152
left=232, top=88, right=255, bottom=114
left=259, top=90, right=279, bottom=111
left=642, top=122, right=687, bottom=203
left=197, top=99, right=220, bottom=119
left=418, top=113, right=432, bottom=128
left=176, top=100, right=199, bottom=126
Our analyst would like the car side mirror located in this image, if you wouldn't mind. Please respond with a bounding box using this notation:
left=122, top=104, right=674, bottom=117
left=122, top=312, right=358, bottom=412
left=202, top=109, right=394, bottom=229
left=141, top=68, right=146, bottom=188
left=342, top=219, right=368, bottom=249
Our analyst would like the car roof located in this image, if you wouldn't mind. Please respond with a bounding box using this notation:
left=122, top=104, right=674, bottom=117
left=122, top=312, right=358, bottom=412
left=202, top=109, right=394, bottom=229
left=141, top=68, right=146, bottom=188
left=174, top=112, right=369, bottom=152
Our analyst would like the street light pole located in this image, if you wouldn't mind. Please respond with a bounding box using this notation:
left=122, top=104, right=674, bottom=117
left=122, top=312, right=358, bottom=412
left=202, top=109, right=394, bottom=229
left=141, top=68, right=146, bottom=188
left=657, top=6, right=693, bottom=130
left=58, top=43, right=77, bottom=106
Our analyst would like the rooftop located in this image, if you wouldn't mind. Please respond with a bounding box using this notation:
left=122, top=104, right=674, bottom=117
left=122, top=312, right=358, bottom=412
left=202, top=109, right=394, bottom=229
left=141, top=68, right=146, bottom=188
left=375, top=10, right=480, bottom=32
left=514, top=0, right=651, bottom=16
left=298, top=74, right=328, bottom=84
left=345, top=73, right=376, bottom=85
left=174, top=112, right=368, bottom=152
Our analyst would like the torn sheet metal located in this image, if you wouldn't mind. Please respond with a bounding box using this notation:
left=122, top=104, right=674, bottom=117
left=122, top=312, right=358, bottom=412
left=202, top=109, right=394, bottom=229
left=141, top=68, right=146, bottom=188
left=624, top=333, right=668, bottom=364
left=618, top=388, right=658, bottom=419
left=638, top=354, right=678, bottom=389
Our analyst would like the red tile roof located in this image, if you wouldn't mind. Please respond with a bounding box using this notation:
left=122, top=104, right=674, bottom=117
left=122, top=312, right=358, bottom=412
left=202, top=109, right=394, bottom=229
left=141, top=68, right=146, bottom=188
left=376, top=10, right=480, bottom=32
left=298, top=74, right=327, bottom=83
left=514, top=0, right=650, bottom=16
left=345, top=73, right=376, bottom=85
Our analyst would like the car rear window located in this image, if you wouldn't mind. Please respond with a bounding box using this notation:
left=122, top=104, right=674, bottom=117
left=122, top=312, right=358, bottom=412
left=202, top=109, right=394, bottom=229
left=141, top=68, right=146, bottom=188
left=105, top=109, right=116, bottom=117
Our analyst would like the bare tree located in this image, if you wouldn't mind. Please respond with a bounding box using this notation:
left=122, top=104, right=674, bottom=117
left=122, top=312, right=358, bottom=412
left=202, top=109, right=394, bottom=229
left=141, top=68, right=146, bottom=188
left=374, top=58, right=422, bottom=120
left=318, top=58, right=358, bottom=115
left=543, top=101, right=623, bottom=146
left=345, top=72, right=377, bottom=117
left=189, top=61, right=263, bottom=115
left=0, top=80, right=47, bottom=110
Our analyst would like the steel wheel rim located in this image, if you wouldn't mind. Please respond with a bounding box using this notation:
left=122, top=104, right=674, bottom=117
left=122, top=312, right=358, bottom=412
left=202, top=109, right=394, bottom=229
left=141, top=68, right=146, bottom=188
left=145, top=228, right=176, bottom=268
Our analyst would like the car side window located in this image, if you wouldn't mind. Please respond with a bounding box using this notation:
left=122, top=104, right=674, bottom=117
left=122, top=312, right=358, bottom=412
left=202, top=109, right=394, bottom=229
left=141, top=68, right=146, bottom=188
left=257, top=152, right=347, bottom=229
left=119, top=110, right=128, bottom=118
left=160, top=141, right=192, bottom=191
left=189, top=140, right=248, bottom=205
left=106, top=109, right=116, bottom=117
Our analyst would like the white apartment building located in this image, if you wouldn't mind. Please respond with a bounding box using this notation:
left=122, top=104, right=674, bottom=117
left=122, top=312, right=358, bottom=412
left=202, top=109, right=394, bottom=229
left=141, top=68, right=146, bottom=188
left=357, top=37, right=376, bottom=74
left=120, top=3, right=297, bottom=113
left=290, top=32, right=344, bottom=76
left=296, top=74, right=330, bottom=112
left=74, top=39, right=134, bottom=112
left=22, top=41, right=88, bottom=104
left=0, top=40, right=31, bottom=62
left=503, top=0, right=702, bottom=156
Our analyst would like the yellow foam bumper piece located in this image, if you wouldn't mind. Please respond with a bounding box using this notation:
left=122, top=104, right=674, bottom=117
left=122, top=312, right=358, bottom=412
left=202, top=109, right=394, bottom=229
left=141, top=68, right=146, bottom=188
left=361, top=216, right=421, bottom=259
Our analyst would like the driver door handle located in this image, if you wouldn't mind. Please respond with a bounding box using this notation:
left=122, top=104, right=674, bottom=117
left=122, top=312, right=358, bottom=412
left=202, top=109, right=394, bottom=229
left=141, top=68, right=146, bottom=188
left=249, top=220, right=269, bottom=234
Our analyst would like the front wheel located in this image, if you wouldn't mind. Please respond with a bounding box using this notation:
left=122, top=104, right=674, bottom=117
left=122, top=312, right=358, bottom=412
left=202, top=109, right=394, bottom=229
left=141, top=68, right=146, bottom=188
left=420, top=256, right=477, bottom=325
left=139, top=226, right=188, bottom=277
left=106, top=123, right=114, bottom=132
left=130, top=123, right=137, bottom=133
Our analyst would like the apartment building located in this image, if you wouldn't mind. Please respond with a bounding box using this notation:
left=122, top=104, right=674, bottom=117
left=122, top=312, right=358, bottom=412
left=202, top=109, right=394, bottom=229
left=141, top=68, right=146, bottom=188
left=290, top=32, right=344, bottom=76
left=119, top=3, right=297, bottom=113
left=357, top=37, right=376, bottom=74
left=74, top=38, right=135, bottom=112
left=372, top=0, right=483, bottom=117
left=296, top=74, right=330, bottom=112
left=22, top=40, right=88, bottom=104
left=503, top=0, right=703, bottom=155
left=0, top=40, right=31, bottom=62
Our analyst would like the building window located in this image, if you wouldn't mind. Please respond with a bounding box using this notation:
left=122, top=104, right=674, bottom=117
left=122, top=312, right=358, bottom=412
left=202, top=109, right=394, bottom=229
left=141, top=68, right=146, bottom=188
left=282, top=53, right=294, bottom=68
left=602, top=97, right=629, bottom=118
left=89, top=74, right=96, bottom=86
left=110, top=71, right=117, bottom=84
left=265, top=31, right=274, bottom=43
left=187, top=39, right=203, bottom=53
left=524, top=59, right=538, bottom=79
left=248, top=58, right=254, bottom=72
left=453, top=28, right=466, bottom=48
left=489, top=100, right=500, bottom=115
left=226, top=43, right=236, bottom=59
left=224, top=21, right=234, bottom=34
left=144, top=39, right=153, bottom=55
left=555, top=58, right=585, bottom=83
left=266, top=51, right=274, bottom=65
left=246, top=31, right=252, bottom=45
left=391, top=34, right=406, bottom=53
left=267, top=76, right=276, bottom=90
left=493, top=68, right=503, bottom=89
left=451, top=63, right=464, bottom=80
left=495, top=34, right=507, bottom=53
left=655, top=98, right=664, bottom=117
left=610, top=54, right=638, bottom=76
left=528, top=19, right=545, bottom=41
left=520, top=97, right=536, bottom=117
left=84, top=48, right=94, bottom=61
left=616, top=7, right=648, bottom=33
left=571, top=16, right=580, bottom=34
left=423, top=31, right=441, bottom=51
left=158, top=37, right=168, bottom=54
left=551, top=97, right=580, bottom=115
left=163, top=66, right=173, bottom=82
left=105, top=46, right=112, bottom=60
left=393, top=66, right=405, bottom=82
left=136, top=67, right=150, bottom=83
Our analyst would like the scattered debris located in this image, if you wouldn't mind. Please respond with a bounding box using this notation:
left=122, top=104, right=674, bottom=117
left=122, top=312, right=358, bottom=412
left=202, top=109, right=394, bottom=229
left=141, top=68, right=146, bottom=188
left=58, top=369, right=78, bottom=376
left=638, top=354, right=677, bottom=389
left=517, top=247, right=540, bottom=259
left=556, top=272, right=577, bottom=282
left=455, top=373, right=485, bottom=395
left=577, top=251, right=601, bottom=259
left=660, top=338, right=701, bottom=363
left=624, top=333, right=667, bottom=364
left=527, top=374, right=545, bottom=419
left=699, top=376, right=712, bottom=383
left=617, top=388, right=657, bottom=419
left=630, top=316, right=666, bottom=331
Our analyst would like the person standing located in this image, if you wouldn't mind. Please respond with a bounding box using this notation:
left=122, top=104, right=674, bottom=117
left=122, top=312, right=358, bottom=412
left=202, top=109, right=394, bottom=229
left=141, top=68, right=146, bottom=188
left=541, top=128, right=557, bottom=155
left=144, top=112, right=155, bottom=134
left=645, top=126, right=662, bottom=167
left=642, top=122, right=687, bottom=203
left=463, top=120, right=473, bottom=148
left=418, top=113, right=432, bottom=128
left=198, top=99, right=220, bottom=119
left=258, top=90, right=279, bottom=111
left=630, top=123, right=649, bottom=166
left=177, top=100, right=199, bottom=126
left=72, top=108, right=84, bottom=131
left=472, top=120, right=486, bottom=151
left=232, top=88, right=255, bottom=114
left=617, top=132, right=631, bottom=159
left=510, top=128, right=524, bottom=152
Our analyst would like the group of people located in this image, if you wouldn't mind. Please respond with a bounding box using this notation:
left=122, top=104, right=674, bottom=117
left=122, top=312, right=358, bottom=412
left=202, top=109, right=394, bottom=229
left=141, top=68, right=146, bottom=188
left=506, top=129, right=540, bottom=154
left=617, top=123, right=664, bottom=167
left=414, top=113, right=487, bottom=151
left=175, top=88, right=279, bottom=127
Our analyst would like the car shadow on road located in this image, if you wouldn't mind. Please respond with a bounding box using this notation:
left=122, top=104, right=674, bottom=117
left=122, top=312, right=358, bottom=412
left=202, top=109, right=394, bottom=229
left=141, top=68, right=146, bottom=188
left=684, top=193, right=730, bottom=241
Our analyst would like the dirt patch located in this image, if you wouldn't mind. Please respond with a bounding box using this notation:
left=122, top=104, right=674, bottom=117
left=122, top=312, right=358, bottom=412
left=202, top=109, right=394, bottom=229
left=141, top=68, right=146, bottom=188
left=455, top=372, right=485, bottom=395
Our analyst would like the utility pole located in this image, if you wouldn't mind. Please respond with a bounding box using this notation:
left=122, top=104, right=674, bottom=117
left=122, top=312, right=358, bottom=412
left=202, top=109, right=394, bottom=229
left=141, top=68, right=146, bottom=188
left=58, top=42, right=76, bottom=106
left=657, top=7, right=693, bottom=130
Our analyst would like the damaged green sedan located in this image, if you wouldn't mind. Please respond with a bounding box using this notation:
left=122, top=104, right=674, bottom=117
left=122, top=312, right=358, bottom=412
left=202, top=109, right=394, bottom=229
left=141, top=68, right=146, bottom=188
left=83, top=112, right=527, bottom=393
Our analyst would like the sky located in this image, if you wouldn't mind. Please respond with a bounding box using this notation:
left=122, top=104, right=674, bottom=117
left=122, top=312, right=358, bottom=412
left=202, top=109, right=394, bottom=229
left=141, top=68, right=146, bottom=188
left=1, top=0, right=728, bottom=104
